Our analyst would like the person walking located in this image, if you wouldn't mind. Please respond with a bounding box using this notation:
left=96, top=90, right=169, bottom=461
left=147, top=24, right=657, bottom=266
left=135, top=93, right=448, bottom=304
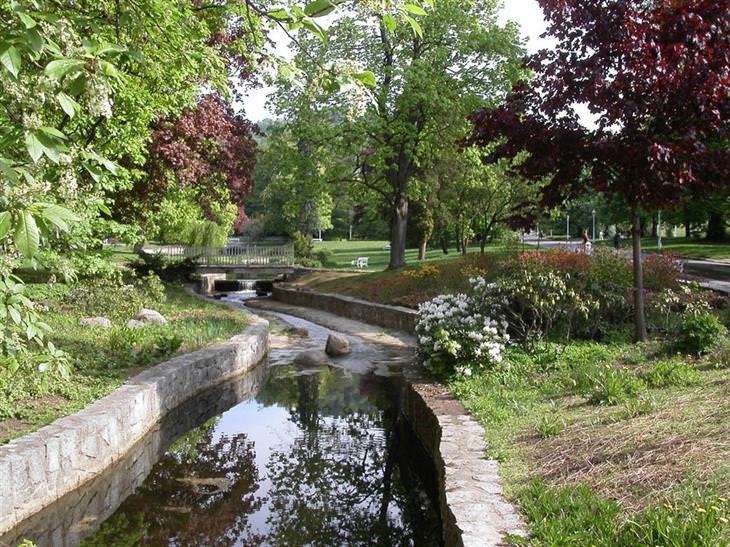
left=582, top=229, right=592, bottom=254
left=613, top=230, right=621, bottom=250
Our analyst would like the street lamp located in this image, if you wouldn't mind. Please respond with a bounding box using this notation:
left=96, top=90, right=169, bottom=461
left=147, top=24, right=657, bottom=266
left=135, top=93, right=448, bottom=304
left=566, top=214, right=570, bottom=243
left=592, top=209, right=596, bottom=241
left=657, top=211, right=662, bottom=250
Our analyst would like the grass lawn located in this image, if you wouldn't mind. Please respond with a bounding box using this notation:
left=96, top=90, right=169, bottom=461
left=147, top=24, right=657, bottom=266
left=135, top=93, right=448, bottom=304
left=451, top=337, right=730, bottom=545
left=313, top=239, right=498, bottom=270
left=593, top=237, right=730, bottom=260
left=0, top=284, right=248, bottom=445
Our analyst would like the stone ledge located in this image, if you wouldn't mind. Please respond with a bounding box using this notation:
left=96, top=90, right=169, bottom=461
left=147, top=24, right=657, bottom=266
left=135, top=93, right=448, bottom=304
left=0, top=314, right=269, bottom=534
left=403, top=378, right=526, bottom=547
left=272, top=284, right=417, bottom=333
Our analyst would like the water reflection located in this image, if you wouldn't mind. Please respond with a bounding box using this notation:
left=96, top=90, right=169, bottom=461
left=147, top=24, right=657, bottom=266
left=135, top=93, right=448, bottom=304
left=81, top=366, right=440, bottom=546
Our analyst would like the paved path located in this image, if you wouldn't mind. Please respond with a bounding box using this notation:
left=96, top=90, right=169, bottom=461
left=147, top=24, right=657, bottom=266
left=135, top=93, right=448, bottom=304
left=523, top=236, right=730, bottom=295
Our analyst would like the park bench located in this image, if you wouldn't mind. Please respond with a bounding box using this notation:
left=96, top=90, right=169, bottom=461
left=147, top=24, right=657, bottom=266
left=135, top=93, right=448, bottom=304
left=351, top=257, right=369, bottom=268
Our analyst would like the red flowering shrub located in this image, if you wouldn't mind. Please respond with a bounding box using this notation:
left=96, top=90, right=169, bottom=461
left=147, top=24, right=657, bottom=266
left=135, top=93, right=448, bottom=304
left=642, top=253, right=683, bottom=291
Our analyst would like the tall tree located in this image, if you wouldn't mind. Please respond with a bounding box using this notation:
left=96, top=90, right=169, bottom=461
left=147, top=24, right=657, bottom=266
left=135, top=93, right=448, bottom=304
left=466, top=0, right=730, bottom=341
left=273, top=0, right=524, bottom=268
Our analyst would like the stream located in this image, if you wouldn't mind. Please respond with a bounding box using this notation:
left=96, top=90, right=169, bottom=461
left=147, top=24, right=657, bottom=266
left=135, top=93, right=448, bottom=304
left=2, top=291, right=442, bottom=547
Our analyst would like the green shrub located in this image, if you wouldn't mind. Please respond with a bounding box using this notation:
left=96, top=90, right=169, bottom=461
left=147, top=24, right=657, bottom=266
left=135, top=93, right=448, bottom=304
left=316, top=249, right=334, bottom=267
left=641, top=359, right=701, bottom=388
left=621, top=392, right=657, bottom=418
left=587, top=367, right=645, bottom=405
left=677, top=313, right=726, bottom=355
left=131, top=252, right=197, bottom=282
left=292, top=231, right=314, bottom=259
left=65, top=274, right=165, bottom=321
left=535, top=414, right=566, bottom=438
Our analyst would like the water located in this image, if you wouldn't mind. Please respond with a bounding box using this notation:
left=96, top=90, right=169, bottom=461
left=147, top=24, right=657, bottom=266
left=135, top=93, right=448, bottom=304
left=4, top=294, right=441, bottom=546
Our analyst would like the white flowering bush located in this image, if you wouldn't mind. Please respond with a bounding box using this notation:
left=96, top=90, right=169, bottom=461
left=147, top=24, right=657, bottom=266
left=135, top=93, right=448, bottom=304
left=416, top=288, right=509, bottom=378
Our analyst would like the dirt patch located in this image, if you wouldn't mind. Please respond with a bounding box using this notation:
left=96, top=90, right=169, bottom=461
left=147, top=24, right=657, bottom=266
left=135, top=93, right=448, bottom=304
left=0, top=418, right=31, bottom=443
left=524, top=384, right=730, bottom=511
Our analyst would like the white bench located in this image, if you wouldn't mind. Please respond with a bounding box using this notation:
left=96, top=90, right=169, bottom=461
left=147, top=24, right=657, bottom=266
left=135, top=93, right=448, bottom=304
left=351, top=257, right=369, bottom=268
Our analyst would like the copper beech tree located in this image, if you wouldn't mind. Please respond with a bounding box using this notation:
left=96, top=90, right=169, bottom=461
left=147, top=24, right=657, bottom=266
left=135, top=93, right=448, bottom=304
left=465, top=0, right=729, bottom=341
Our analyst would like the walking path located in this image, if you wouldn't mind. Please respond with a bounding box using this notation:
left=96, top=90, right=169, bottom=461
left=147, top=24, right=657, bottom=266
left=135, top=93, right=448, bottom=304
left=523, top=236, right=730, bottom=295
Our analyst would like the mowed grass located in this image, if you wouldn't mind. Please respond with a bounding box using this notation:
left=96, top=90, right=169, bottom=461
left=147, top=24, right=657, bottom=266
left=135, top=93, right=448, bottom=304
left=314, top=239, right=496, bottom=270
left=0, top=284, right=248, bottom=444
left=592, top=237, right=730, bottom=260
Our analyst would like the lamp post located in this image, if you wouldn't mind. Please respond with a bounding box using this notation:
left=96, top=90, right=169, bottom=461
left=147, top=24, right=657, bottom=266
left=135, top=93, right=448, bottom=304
left=592, top=209, right=596, bottom=241
left=657, top=211, right=662, bottom=250
left=566, top=214, right=570, bottom=244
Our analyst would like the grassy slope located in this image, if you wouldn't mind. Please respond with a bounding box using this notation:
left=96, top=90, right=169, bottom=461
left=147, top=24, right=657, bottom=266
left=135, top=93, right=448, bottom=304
left=451, top=339, right=730, bottom=543
left=0, top=285, right=248, bottom=444
left=297, top=247, right=511, bottom=307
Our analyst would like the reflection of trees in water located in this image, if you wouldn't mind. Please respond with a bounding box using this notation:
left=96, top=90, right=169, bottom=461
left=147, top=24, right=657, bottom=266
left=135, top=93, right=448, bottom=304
left=83, top=420, right=263, bottom=546
left=262, top=370, right=440, bottom=546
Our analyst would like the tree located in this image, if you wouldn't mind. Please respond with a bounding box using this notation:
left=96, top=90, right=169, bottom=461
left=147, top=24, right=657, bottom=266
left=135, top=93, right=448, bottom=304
left=272, top=0, right=524, bottom=268
left=466, top=0, right=730, bottom=341
left=117, top=92, right=258, bottom=239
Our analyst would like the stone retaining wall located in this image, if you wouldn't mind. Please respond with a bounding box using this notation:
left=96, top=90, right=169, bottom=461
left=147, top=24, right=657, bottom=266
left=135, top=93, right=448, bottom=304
left=0, top=316, right=269, bottom=534
left=402, top=378, right=525, bottom=546
left=273, top=285, right=417, bottom=333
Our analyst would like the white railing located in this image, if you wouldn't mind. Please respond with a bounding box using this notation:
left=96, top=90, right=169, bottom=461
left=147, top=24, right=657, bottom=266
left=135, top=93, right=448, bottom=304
left=148, top=244, right=295, bottom=266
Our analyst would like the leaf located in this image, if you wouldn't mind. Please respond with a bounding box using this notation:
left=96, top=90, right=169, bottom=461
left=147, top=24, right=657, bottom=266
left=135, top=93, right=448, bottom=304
left=382, top=14, right=397, bottom=33
left=45, top=58, right=84, bottom=79
left=404, top=15, right=423, bottom=37
left=26, top=27, right=44, bottom=54
left=99, top=60, right=120, bottom=80
left=0, top=211, right=10, bottom=239
left=403, top=3, right=427, bottom=15
left=302, top=19, right=328, bottom=42
left=267, top=8, right=292, bottom=20
left=0, top=44, right=21, bottom=78
left=9, top=306, right=21, bottom=325
left=39, top=126, right=67, bottom=140
left=56, top=92, right=79, bottom=118
left=18, top=12, right=36, bottom=28
left=38, top=203, right=79, bottom=231
left=97, top=202, right=112, bottom=216
left=304, top=0, right=336, bottom=17
left=353, top=70, right=376, bottom=87
left=96, top=44, right=126, bottom=56
left=24, top=131, right=43, bottom=163
left=84, top=162, right=103, bottom=182
left=0, top=158, right=18, bottom=182
left=14, top=210, right=40, bottom=257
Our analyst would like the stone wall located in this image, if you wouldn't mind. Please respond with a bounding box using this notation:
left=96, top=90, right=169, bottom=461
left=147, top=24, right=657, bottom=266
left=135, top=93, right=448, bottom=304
left=402, top=377, right=525, bottom=546
left=0, top=316, right=269, bottom=535
left=273, top=285, right=417, bottom=333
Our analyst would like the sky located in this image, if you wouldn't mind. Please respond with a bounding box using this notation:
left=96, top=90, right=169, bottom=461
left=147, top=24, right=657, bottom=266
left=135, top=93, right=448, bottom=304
left=240, top=0, right=550, bottom=122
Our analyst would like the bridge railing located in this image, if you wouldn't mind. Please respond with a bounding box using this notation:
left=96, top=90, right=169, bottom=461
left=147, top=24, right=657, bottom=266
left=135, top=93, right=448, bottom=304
left=148, top=244, right=296, bottom=266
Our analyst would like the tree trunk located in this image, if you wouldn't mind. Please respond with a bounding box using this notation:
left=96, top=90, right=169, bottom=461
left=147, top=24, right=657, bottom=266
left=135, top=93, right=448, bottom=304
left=631, top=206, right=647, bottom=342
left=389, top=193, right=408, bottom=269
left=461, top=238, right=468, bottom=256
left=706, top=211, right=727, bottom=241
left=418, top=238, right=427, bottom=260
left=683, top=204, right=691, bottom=240
left=651, top=213, right=658, bottom=238
left=440, top=233, right=448, bottom=254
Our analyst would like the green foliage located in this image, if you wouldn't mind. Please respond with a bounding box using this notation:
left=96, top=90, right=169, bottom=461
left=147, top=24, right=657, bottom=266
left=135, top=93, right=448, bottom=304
left=510, top=480, right=730, bottom=547
left=131, top=252, right=197, bottom=283
left=292, top=230, right=314, bottom=259
left=621, top=392, right=657, bottom=418
left=677, top=313, right=726, bottom=355
left=63, top=273, right=165, bottom=320
left=641, top=359, right=701, bottom=388
left=535, top=413, right=566, bottom=439
left=587, top=367, right=645, bottom=406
